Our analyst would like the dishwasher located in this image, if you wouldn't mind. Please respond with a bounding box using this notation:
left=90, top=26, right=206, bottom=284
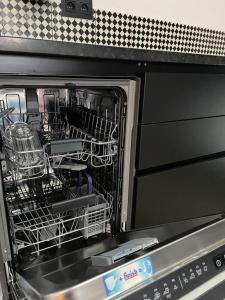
left=0, top=77, right=140, bottom=299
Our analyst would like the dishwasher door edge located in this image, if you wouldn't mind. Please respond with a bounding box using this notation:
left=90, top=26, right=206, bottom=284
left=18, top=217, right=225, bottom=300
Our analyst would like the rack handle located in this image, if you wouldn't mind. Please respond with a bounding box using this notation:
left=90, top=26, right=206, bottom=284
left=51, top=193, right=98, bottom=213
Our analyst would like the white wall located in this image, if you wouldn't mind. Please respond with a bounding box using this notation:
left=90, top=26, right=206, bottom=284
left=93, top=0, right=225, bottom=31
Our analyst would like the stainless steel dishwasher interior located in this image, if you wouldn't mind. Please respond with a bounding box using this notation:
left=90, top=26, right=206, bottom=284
left=0, top=78, right=139, bottom=299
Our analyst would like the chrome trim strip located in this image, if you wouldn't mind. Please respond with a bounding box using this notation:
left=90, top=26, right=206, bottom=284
left=121, top=79, right=140, bottom=228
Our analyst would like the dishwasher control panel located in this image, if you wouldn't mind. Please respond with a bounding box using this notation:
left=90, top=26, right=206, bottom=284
left=126, top=246, right=225, bottom=300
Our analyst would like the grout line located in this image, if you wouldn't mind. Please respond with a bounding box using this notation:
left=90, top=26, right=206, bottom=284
left=93, top=9, right=97, bottom=46
left=51, top=0, right=54, bottom=41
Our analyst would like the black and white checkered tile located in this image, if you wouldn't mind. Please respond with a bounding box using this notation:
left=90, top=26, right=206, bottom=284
left=52, top=0, right=95, bottom=43
left=0, top=1, right=4, bottom=34
left=1, top=0, right=52, bottom=40
left=131, top=17, right=225, bottom=55
left=95, top=10, right=133, bottom=47
left=1, top=1, right=225, bottom=56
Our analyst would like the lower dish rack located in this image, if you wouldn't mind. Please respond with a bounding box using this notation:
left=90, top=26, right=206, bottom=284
left=6, top=177, right=112, bottom=256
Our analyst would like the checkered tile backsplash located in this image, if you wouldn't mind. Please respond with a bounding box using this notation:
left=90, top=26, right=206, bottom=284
left=52, top=0, right=95, bottom=43
left=1, top=0, right=225, bottom=56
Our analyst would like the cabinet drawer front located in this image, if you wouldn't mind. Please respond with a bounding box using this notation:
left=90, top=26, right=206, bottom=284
left=142, top=72, right=225, bottom=124
left=134, top=157, right=225, bottom=228
left=138, top=117, right=225, bottom=170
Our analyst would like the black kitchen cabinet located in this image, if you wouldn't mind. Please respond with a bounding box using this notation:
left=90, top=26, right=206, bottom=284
left=142, top=72, right=225, bottom=124
left=134, top=157, right=225, bottom=228
left=138, top=117, right=225, bottom=170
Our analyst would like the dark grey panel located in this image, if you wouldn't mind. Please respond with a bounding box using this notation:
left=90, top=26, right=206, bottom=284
left=120, top=215, right=221, bottom=243
left=142, top=72, right=225, bottom=124
left=138, top=117, right=225, bottom=169
left=134, top=157, right=225, bottom=228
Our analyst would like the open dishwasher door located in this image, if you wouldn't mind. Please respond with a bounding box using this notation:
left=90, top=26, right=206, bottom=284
left=0, top=77, right=140, bottom=299
left=16, top=217, right=225, bottom=300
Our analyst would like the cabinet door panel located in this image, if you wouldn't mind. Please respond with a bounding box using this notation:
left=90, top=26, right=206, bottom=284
left=134, top=158, right=225, bottom=228
left=138, top=117, right=225, bottom=169
left=142, top=72, right=225, bottom=123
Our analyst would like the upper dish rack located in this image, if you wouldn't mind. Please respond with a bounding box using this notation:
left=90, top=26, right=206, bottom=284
left=44, top=108, right=118, bottom=168
left=1, top=108, right=118, bottom=180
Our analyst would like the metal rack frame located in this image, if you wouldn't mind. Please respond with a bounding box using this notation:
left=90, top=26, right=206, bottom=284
left=1, top=110, right=118, bottom=183
left=7, top=177, right=112, bottom=256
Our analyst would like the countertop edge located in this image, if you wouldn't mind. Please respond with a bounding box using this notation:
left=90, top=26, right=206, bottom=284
left=1, top=37, right=225, bottom=66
